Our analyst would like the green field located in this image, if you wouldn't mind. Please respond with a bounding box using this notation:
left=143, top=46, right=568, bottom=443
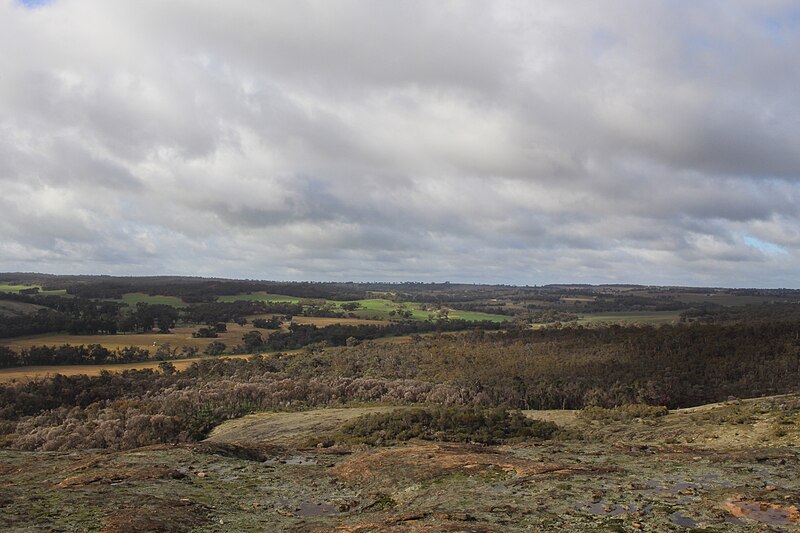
left=115, top=292, right=188, bottom=308
left=216, top=294, right=509, bottom=322
left=0, top=284, right=68, bottom=296
left=217, top=292, right=302, bottom=303
left=342, top=299, right=509, bottom=323
left=576, top=310, right=681, bottom=325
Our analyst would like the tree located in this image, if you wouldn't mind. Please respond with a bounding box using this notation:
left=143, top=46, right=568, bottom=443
left=133, top=303, right=178, bottom=333
left=242, top=331, right=265, bottom=352
left=192, top=327, right=218, bottom=338
left=204, top=341, right=226, bottom=356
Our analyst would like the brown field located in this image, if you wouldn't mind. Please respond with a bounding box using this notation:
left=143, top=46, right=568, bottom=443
left=0, top=354, right=256, bottom=383
left=0, top=323, right=261, bottom=352
left=289, top=316, right=390, bottom=327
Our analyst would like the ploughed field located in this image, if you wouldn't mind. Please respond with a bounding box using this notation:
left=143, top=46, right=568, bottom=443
left=2, top=395, right=799, bottom=532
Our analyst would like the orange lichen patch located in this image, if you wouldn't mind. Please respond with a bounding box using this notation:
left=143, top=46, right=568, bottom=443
left=725, top=497, right=799, bottom=526
left=57, top=466, right=185, bottom=487
left=331, top=443, right=590, bottom=486
left=324, top=512, right=496, bottom=533
left=99, top=500, right=209, bottom=533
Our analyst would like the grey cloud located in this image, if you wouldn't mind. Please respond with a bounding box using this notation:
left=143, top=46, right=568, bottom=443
left=0, top=1, right=799, bottom=286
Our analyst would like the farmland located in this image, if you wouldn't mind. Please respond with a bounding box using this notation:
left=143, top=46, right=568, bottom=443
left=0, top=315, right=398, bottom=354
left=217, top=294, right=511, bottom=322
left=341, top=298, right=510, bottom=322
left=0, top=353, right=258, bottom=383
left=217, top=292, right=301, bottom=303
left=114, top=292, right=188, bottom=308
left=0, top=323, right=257, bottom=352
left=0, top=284, right=68, bottom=296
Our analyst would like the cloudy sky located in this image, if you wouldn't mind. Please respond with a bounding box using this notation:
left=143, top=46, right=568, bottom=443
left=1, top=1, right=799, bottom=286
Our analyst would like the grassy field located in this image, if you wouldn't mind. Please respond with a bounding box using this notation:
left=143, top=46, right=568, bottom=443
left=576, top=310, right=682, bottom=325
left=0, top=284, right=68, bottom=296
left=114, top=292, right=188, bottom=308
left=217, top=292, right=302, bottom=303
left=217, top=293, right=509, bottom=323
left=341, top=299, right=509, bottom=323
left=284, top=316, right=390, bottom=327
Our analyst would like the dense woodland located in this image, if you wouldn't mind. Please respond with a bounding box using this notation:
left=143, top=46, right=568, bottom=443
left=1, top=320, right=799, bottom=451
left=680, top=302, right=800, bottom=324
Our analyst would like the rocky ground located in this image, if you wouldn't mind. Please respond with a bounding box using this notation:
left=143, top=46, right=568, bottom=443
left=1, top=395, right=799, bottom=532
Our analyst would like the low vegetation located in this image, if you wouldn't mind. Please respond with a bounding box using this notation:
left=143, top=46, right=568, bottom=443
left=319, top=406, right=560, bottom=446
left=577, top=403, right=669, bottom=422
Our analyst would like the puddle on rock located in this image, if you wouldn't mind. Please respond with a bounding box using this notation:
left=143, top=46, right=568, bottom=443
left=726, top=500, right=798, bottom=526
left=670, top=512, right=698, bottom=528
left=263, top=456, right=318, bottom=466
left=273, top=498, right=341, bottom=517
left=296, top=502, right=340, bottom=517
left=576, top=501, right=651, bottom=516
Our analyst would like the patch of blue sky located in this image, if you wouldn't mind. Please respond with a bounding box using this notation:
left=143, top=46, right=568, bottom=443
left=743, top=234, right=788, bottom=255
left=589, top=29, right=619, bottom=57
left=761, top=7, right=800, bottom=45
left=18, top=0, right=51, bottom=8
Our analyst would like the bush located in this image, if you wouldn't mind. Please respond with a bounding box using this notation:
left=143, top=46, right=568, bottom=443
left=324, top=406, right=559, bottom=446
left=192, top=327, right=218, bottom=339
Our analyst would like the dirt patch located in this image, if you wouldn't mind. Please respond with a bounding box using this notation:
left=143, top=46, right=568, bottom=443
left=99, top=499, right=209, bottom=533
left=318, top=512, right=496, bottom=533
left=332, top=443, right=593, bottom=487
left=57, top=466, right=185, bottom=487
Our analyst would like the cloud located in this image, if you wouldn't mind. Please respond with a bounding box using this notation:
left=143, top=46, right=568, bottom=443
left=0, top=0, right=799, bottom=286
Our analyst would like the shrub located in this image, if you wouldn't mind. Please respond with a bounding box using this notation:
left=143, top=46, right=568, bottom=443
left=578, top=403, right=668, bottom=422
left=324, top=406, right=559, bottom=446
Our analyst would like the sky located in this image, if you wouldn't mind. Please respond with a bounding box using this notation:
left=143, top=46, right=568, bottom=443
left=1, top=1, right=799, bottom=287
